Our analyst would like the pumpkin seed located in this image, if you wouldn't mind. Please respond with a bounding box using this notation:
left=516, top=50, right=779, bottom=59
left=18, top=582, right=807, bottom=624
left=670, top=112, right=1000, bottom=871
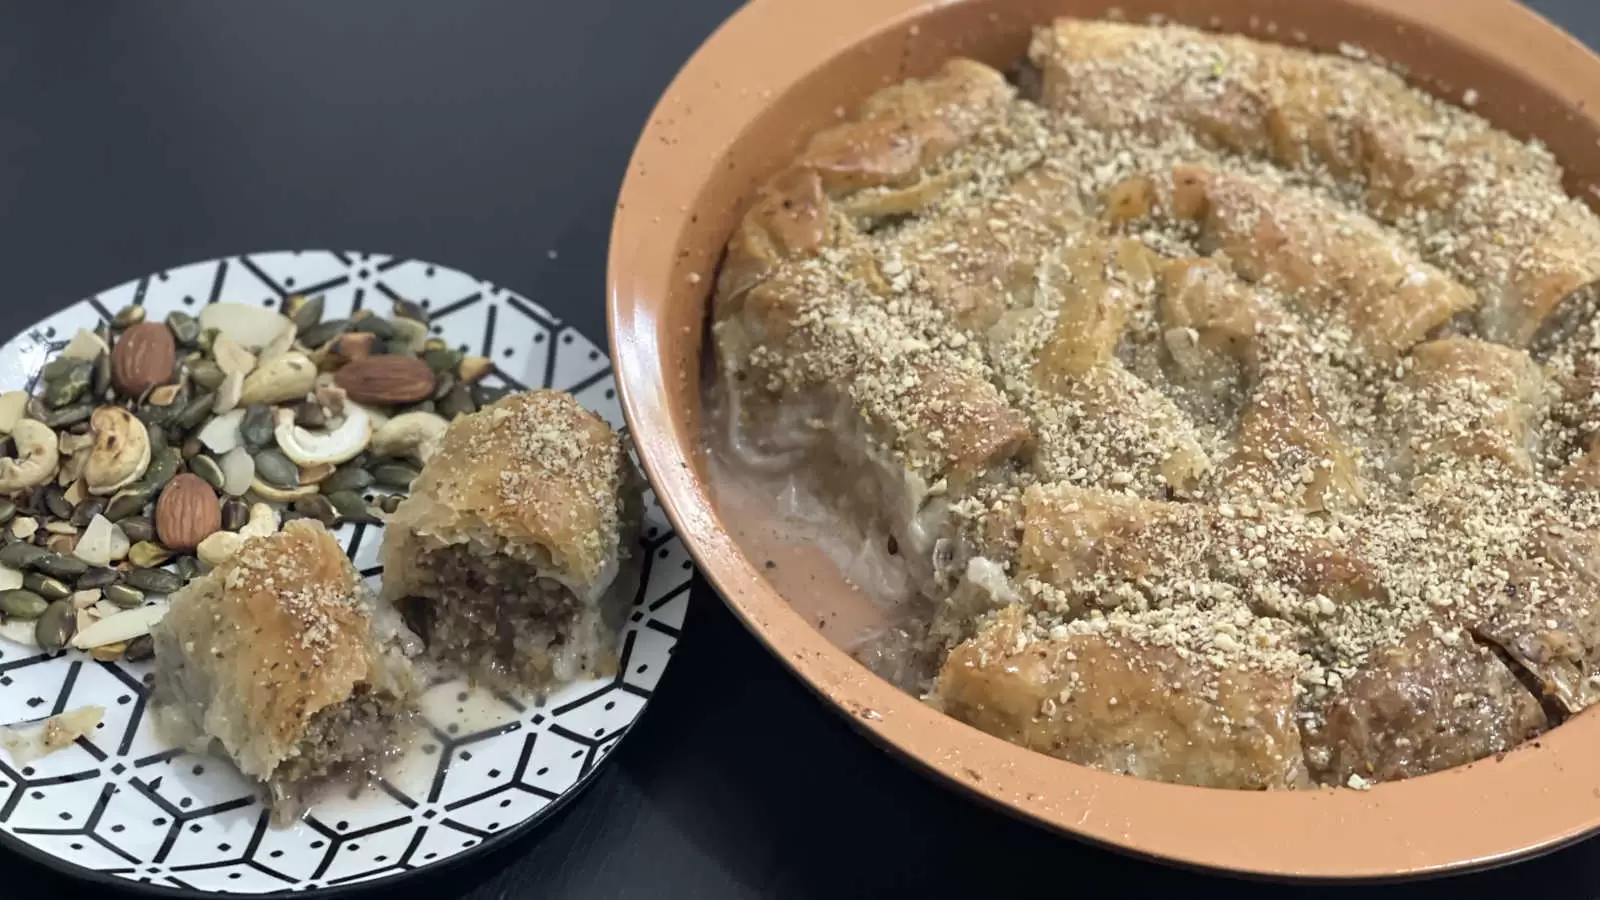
left=128, top=541, right=171, bottom=568
left=41, top=359, right=93, bottom=408
left=123, top=633, right=155, bottom=662
left=438, top=382, right=476, bottom=418
left=174, top=556, right=200, bottom=580
left=166, top=310, right=201, bottom=347
left=423, top=337, right=448, bottom=353
left=353, top=316, right=397, bottom=340
left=197, top=327, right=219, bottom=354
left=77, top=566, right=119, bottom=590
left=372, top=463, right=420, bottom=489
left=409, top=400, right=437, bottom=415
left=391, top=298, right=428, bottom=323
left=294, top=493, right=339, bottom=525
left=189, top=359, right=226, bottom=391
left=0, top=499, right=16, bottom=527
left=423, top=348, right=462, bottom=374
left=287, top=294, right=325, bottom=331
left=43, top=485, right=72, bottom=520
left=115, top=516, right=154, bottom=543
left=472, top=384, right=510, bottom=407
left=294, top=400, right=326, bottom=429
left=41, top=402, right=93, bottom=429
left=181, top=436, right=203, bottom=459
left=123, top=567, right=183, bottom=594
left=0, top=543, right=46, bottom=570
left=35, top=553, right=86, bottom=579
left=141, top=386, right=188, bottom=427
left=104, top=487, right=152, bottom=522
left=92, top=351, right=112, bottom=398
left=379, top=493, right=403, bottom=514
left=432, top=372, right=457, bottom=402
left=300, top=319, right=349, bottom=348
left=35, top=599, right=75, bottom=651
left=141, top=448, right=181, bottom=493
left=69, top=498, right=104, bottom=530
left=321, top=463, right=373, bottom=495
left=253, top=448, right=300, bottom=489
left=189, top=454, right=226, bottom=491
left=0, top=589, right=48, bottom=619
left=177, top=391, right=217, bottom=431
left=240, top=404, right=275, bottom=451
left=327, top=490, right=378, bottom=524
left=103, top=582, right=145, bottom=609
left=40, top=356, right=84, bottom=383
left=111, top=304, right=146, bottom=329
left=22, top=573, right=69, bottom=601
left=221, top=498, right=249, bottom=532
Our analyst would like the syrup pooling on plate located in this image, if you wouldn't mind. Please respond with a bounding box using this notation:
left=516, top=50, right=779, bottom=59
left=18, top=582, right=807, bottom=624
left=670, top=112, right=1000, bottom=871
left=707, top=18, right=1600, bottom=790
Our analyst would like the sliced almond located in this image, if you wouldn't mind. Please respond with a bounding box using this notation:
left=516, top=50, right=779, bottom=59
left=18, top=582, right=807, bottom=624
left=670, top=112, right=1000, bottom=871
left=198, top=408, right=247, bottom=454
left=71, top=602, right=168, bottom=650
left=61, top=328, right=108, bottom=361
left=212, top=333, right=258, bottom=377
left=198, top=302, right=292, bottom=351
left=0, top=391, right=30, bottom=435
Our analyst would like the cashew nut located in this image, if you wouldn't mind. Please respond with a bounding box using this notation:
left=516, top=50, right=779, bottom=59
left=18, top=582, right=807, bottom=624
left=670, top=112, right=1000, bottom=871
left=0, top=391, right=28, bottom=435
left=239, top=501, right=278, bottom=539
left=274, top=403, right=371, bottom=466
left=369, top=411, right=448, bottom=463
left=0, top=420, right=60, bottom=494
left=61, top=328, right=108, bottom=361
left=238, top=352, right=317, bottom=406
left=84, top=407, right=151, bottom=496
left=197, top=531, right=243, bottom=567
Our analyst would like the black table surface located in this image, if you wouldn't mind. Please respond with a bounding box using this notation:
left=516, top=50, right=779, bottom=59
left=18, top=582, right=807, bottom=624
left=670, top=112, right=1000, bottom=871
left=4, top=1, right=1600, bottom=897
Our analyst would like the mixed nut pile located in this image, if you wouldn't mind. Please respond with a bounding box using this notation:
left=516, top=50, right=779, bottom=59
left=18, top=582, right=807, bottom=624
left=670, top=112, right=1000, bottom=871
left=0, top=296, right=504, bottom=661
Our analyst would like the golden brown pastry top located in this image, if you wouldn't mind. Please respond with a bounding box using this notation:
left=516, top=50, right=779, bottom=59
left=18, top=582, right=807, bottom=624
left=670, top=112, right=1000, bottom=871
left=400, top=390, right=632, bottom=587
left=158, top=519, right=380, bottom=777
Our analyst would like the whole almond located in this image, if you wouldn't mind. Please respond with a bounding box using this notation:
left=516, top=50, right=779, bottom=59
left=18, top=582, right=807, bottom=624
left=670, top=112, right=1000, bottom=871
left=111, top=322, right=176, bottom=396
left=334, top=356, right=436, bottom=404
left=155, top=473, right=221, bottom=552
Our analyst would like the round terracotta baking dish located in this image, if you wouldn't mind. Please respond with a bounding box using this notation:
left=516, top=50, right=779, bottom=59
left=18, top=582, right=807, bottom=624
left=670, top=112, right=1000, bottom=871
left=608, top=0, right=1600, bottom=880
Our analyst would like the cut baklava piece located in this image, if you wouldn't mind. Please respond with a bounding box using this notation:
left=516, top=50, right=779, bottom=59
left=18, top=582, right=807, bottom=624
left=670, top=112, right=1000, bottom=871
left=934, top=604, right=1310, bottom=790
left=1466, top=527, right=1600, bottom=713
left=1302, top=627, right=1547, bottom=783
left=1393, top=337, right=1548, bottom=477
left=381, top=390, right=643, bottom=694
left=150, top=520, right=417, bottom=820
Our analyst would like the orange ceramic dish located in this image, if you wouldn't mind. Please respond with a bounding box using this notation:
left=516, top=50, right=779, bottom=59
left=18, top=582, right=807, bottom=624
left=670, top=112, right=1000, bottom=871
left=608, top=0, right=1600, bottom=879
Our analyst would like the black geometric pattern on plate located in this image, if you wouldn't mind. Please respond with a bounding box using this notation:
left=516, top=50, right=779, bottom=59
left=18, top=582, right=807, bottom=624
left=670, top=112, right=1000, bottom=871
left=0, top=251, right=686, bottom=895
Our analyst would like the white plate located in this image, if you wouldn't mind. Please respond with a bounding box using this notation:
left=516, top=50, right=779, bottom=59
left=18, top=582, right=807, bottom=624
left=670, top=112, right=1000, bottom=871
left=0, top=251, right=688, bottom=895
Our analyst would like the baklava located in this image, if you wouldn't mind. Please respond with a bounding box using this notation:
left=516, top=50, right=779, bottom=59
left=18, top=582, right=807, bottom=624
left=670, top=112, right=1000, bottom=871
left=150, top=519, right=417, bottom=819
left=381, top=390, right=642, bottom=694
left=710, top=17, right=1600, bottom=790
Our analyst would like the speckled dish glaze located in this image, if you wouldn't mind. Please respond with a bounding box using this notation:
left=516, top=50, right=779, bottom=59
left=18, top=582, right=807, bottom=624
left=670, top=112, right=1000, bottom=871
left=608, top=0, right=1600, bottom=880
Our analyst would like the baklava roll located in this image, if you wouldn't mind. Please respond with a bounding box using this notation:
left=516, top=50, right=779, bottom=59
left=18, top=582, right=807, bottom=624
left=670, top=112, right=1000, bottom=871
left=1121, top=166, right=1475, bottom=363
left=1394, top=337, right=1548, bottom=477
left=381, top=390, right=643, bottom=694
left=935, top=604, right=1310, bottom=790
left=716, top=58, right=1013, bottom=310
left=1032, top=18, right=1600, bottom=350
left=150, top=520, right=417, bottom=820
